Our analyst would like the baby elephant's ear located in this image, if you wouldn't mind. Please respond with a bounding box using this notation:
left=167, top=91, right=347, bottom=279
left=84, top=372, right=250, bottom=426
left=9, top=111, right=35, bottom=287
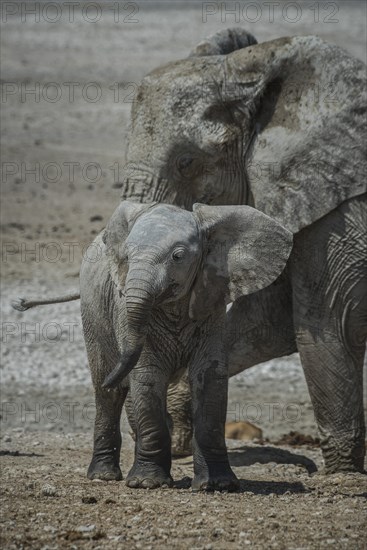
left=102, top=201, right=156, bottom=291
left=189, top=204, right=293, bottom=320
left=103, top=201, right=156, bottom=255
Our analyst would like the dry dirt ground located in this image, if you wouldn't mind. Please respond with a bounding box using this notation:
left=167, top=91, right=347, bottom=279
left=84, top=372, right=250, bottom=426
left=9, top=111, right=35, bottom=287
left=1, top=1, right=367, bottom=548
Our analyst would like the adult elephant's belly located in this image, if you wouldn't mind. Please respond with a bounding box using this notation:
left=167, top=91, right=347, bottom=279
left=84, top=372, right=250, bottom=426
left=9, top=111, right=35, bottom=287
left=226, top=269, right=296, bottom=377
left=226, top=194, right=367, bottom=378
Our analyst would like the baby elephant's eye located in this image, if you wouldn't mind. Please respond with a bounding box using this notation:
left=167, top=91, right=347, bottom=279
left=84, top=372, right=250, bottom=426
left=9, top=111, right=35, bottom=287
left=176, top=153, right=201, bottom=179
left=171, top=247, right=186, bottom=262
left=177, top=154, right=194, bottom=171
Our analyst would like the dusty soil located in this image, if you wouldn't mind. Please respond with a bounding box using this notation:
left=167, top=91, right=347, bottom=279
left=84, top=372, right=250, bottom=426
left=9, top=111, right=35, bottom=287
left=1, top=431, right=366, bottom=550
left=1, top=2, right=367, bottom=548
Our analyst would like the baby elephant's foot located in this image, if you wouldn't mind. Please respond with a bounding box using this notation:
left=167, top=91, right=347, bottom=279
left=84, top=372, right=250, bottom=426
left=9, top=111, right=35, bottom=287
left=126, top=461, right=173, bottom=489
left=87, top=456, right=123, bottom=481
left=192, top=464, right=239, bottom=492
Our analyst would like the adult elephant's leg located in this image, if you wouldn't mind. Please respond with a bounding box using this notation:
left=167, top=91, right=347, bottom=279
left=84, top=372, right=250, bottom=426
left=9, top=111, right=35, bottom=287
left=167, top=373, right=193, bottom=457
left=291, top=195, right=367, bottom=473
left=126, top=354, right=173, bottom=489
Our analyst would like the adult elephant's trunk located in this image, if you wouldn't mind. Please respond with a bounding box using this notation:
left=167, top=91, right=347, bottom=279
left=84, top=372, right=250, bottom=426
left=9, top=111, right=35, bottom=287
left=102, top=269, right=155, bottom=389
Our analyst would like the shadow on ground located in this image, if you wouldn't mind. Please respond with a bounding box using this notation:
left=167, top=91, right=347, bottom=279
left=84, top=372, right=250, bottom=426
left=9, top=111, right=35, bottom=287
left=173, top=476, right=309, bottom=495
left=228, top=445, right=317, bottom=474
left=0, top=450, right=44, bottom=458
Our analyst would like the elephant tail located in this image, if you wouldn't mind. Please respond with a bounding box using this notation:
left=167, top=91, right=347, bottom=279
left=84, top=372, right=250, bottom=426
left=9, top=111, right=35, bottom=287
left=11, top=291, right=80, bottom=311
left=189, top=27, right=257, bottom=57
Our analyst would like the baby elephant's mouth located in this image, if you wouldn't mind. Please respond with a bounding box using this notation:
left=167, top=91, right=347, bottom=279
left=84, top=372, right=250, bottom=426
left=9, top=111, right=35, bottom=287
left=158, top=283, right=182, bottom=304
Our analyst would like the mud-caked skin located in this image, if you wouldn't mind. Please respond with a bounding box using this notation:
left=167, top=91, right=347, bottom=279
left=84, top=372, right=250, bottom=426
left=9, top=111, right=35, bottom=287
left=120, top=28, right=366, bottom=474
left=80, top=201, right=293, bottom=490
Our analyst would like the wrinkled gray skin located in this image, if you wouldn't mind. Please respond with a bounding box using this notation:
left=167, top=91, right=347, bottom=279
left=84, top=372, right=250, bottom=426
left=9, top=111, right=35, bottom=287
left=80, top=201, right=293, bottom=490
left=14, top=29, right=367, bottom=474
left=120, top=29, right=367, bottom=473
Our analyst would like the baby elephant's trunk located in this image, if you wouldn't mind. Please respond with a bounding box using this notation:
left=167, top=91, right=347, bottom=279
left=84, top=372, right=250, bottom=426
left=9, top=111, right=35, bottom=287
left=102, top=270, right=154, bottom=389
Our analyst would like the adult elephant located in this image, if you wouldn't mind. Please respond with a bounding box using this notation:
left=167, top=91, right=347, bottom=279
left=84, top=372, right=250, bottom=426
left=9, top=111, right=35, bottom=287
left=120, top=29, right=367, bottom=473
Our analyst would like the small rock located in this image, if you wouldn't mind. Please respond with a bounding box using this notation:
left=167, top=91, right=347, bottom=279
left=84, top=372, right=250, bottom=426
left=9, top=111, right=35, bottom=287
left=77, top=524, right=96, bottom=533
left=92, top=530, right=106, bottom=541
left=43, top=525, right=56, bottom=533
left=41, top=484, right=58, bottom=497
left=3, top=435, right=11, bottom=442
left=82, top=496, right=97, bottom=504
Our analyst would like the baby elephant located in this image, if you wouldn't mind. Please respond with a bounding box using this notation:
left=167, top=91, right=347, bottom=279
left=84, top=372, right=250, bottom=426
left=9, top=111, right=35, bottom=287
left=81, top=201, right=292, bottom=491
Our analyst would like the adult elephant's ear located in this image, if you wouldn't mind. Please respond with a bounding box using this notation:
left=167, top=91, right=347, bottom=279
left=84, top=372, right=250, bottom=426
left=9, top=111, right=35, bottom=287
left=102, top=201, right=156, bottom=290
left=189, top=204, right=293, bottom=320
left=214, top=36, right=367, bottom=232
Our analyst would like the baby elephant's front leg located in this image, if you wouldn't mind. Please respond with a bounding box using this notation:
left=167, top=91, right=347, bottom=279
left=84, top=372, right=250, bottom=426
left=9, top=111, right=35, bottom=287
left=126, top=363, right=173, bottom=489
left=190, top=341, right=239, bottom=492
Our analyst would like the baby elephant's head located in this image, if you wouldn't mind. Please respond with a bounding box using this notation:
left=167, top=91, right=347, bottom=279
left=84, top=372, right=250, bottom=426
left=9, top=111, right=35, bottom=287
left=102, top=201, right=293, bottom=388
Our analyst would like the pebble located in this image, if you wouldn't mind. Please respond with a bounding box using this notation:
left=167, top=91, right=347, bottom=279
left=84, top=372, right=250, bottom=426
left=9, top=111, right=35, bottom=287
left=82, top=496, right=97, bottom=504
left=77, top=524, right=96, bottom=532
left=40, top=484, right=58, bottom=497
left=43, top=525, right=56, bottom=533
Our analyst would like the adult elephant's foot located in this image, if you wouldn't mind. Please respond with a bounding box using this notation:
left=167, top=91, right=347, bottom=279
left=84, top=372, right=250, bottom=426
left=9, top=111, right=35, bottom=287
left=321, top=429, right=366, bottom=474
left=126, top=461, right=173, bottom=489
left=192, top=463, right=239, bottom=492
left=87, top=456, right=123, bottom=481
